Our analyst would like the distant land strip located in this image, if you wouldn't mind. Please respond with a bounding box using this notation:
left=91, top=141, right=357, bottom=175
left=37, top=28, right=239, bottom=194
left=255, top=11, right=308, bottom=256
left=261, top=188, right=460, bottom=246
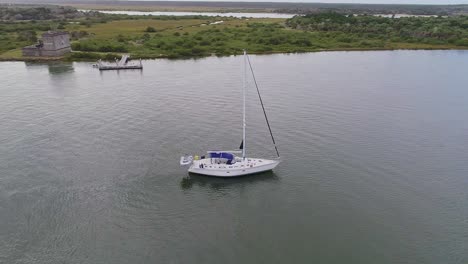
left=3, top=4, right=468, bottom=61
left=2, top=0, right=468, bottom=15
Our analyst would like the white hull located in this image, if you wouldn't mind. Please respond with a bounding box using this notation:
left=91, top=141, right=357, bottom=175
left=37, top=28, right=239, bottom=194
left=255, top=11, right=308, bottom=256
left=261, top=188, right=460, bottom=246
left=188, top=158, right=280, bottom=177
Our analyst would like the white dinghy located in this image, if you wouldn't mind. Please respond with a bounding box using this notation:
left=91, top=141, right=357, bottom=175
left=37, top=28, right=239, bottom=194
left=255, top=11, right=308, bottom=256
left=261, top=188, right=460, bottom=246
left=180, top=154, right=193, bottom=166
left=181, top=50, right=281, bottom=177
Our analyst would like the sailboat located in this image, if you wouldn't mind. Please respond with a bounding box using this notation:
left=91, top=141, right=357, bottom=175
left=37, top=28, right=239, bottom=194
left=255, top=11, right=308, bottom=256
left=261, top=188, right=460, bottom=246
left=180, top=50, right=280, bottom=177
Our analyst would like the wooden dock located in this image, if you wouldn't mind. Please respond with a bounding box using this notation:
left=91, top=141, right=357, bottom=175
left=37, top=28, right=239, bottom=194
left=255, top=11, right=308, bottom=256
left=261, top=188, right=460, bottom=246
left=97, top=55, right=143, bottom=71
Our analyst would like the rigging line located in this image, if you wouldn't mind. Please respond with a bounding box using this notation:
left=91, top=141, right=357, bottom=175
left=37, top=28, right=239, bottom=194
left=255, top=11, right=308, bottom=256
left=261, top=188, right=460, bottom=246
left=246, top=53, right=280, bottom=158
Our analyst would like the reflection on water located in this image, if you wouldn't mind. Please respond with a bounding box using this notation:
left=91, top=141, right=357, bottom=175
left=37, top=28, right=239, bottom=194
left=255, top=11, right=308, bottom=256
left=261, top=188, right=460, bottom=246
left=25, top=61, right=75, bottom=75
left=47, top=62, right=74, bottom=75
left=180, top=171, right=279, bottom=190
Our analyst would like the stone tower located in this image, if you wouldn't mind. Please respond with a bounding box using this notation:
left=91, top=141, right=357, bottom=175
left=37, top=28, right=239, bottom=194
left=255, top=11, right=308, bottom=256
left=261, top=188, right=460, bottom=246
left=22, top=31, right=71, bottom=57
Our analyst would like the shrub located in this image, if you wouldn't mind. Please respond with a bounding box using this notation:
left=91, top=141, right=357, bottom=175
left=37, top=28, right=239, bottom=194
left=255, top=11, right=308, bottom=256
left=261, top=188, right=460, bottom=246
left=455, top=38, right=468, bottom=46
left=116, top=34, right=126, bottom=42
left=69, top=52, right=101, bottom=60
left=142, top=33, right=150, bottom=41
left=98, top=44, right=128, bottom=52
left=199, top=40, right=210, bottom=46
left=16, top=30, right=37, bottom=42
left=145, top=26, right=157, bottom=32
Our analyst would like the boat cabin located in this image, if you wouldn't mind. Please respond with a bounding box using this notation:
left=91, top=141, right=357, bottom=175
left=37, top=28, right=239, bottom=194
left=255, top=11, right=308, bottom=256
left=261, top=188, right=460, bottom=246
left=207, top=152, right=238, bottom=165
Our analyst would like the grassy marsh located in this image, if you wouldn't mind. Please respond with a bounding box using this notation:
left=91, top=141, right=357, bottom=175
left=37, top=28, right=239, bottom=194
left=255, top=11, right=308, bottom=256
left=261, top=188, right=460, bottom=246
left=2, top=11, right=468, bottom=61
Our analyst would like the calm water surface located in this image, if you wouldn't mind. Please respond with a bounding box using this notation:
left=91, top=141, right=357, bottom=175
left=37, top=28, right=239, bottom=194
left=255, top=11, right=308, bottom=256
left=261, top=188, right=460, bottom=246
left=0, top=51, right=467, bottom=263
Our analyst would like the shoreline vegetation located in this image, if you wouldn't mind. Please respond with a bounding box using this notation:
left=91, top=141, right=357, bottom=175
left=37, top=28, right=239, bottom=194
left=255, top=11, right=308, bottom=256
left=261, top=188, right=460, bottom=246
left=2, top=5, right=468, bottom=61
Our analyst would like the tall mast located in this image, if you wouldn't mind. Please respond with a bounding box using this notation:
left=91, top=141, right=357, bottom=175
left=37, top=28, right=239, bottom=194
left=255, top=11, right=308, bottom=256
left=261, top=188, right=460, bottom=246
left=246, top=52, right=280, bottom=158
left=242, top=50, right=246, bottom=160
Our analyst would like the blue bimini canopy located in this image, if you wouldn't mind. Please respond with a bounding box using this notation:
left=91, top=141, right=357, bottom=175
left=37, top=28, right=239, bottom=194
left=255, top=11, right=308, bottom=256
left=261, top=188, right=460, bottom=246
left=209, top=152, right=234, bottom=160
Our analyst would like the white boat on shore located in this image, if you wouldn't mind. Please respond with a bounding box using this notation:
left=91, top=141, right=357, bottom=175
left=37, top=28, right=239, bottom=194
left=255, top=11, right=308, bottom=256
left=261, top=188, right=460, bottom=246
left=180, top=50, right=280, bottom=177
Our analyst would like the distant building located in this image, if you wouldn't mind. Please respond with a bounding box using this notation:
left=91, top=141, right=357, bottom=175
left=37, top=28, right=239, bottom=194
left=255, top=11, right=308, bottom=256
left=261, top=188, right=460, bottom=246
left=22, top=31, right=71, bottom=57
